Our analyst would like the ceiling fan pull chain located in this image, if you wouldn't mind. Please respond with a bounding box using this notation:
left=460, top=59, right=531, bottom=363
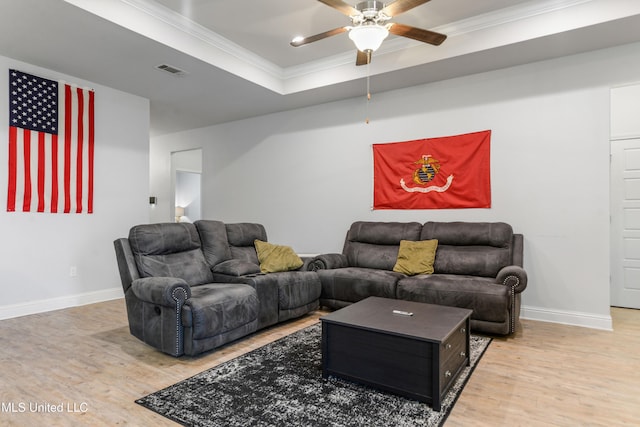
left=366, top=52, right=371, bottom=124
left=366, top=73, right=370, bottom=124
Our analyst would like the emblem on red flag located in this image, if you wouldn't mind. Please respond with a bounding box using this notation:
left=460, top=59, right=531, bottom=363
left=400, top=154, right=453, bottom=194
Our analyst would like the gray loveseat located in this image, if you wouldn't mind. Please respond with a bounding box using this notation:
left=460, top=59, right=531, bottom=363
left=313, top=221, right=527, bottom=335
left=194, top=220, right=321, bottom=329
left=114, top=221, right=320, bottom=356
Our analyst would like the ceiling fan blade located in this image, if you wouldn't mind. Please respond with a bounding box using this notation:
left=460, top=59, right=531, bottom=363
left=290, top=27, right=348, bottom=47
left=356, top=50, right=371, bottom=66
left=381, top=0, right=432, bottom=17
left=388, top=22, right=446, bottom=45
left=317, top=0, right=360, bottom=17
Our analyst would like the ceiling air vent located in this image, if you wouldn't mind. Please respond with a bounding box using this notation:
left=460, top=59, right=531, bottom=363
left=156, top=64, right=187, bottom=76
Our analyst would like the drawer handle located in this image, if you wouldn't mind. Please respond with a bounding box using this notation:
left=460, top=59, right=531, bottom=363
left=446, top=343, right=452, bottom=350
left=460, top=351, right=466, bottom=358
left=460, top=327, right=466, bottom=334
left=445, top=370, right=452, bottom=377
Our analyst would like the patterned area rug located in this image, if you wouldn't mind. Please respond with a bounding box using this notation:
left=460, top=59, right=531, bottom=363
left=137, top=323, right=491, bottom=427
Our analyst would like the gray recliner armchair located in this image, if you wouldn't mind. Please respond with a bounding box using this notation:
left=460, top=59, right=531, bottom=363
left=114, top=223, right=259, bottom=356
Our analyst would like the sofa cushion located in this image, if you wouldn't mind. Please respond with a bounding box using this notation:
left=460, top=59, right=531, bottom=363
left=347, top=221, right=423, bottom=245
left=129, top=223, right=213, bottom=286
left=212, top=259, right=261, bottom=276
left=421, top=222, right=513, bottom=277
left=344, top=222, right=422, bottom=270
left=270, top=271, right=322, bottom=310
left=421, top=221, right=513, bottom=247
left=432, top=246, right=511, bottom=277
left=227, top=223, right=267, bottom=246
left=317, top=267, right=405, bottom=304
left=254, top=240, right=303, bottom=273
left=182, top=283, right=258, bottom=340
left=197, top=222, right=268, bottom=266
left=225, top=223, right=266, bottom=265
left=393, top=239, right=438, bottom=276
left=396, top=274, right=510, bottom=323
left=195, top=220, right=233, bottom=267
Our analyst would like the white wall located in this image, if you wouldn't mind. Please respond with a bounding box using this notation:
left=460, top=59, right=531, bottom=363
left=611, top=83, right=640, bottom=139
left=0, top=56, right=150, bottom=319
left=151, top=41, right=640, bottom=330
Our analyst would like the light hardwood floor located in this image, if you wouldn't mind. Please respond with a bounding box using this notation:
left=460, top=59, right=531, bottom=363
left=0, top=300, right=638, bottom=426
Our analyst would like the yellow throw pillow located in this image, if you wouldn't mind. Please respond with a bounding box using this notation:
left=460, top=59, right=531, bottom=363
left=254, top=240, right=304, bottom=273
left=393, top=239, right=438, bottom=276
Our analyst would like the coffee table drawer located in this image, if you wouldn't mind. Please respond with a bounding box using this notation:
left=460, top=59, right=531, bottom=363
left=440, top=324, right=469, bottom=393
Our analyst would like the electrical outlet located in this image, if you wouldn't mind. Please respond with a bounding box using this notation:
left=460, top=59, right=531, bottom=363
left=70, top=266, right=77, bottom=277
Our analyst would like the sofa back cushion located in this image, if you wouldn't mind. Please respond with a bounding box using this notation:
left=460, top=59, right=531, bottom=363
left=195, top=220, right=233, bottom=266
left=196, top=220, right=267, bottom=267
left=226, top=223, right=267, bottom=264
left=343, top=221, right=422, bottom=270
left=128, top=223, right=213, bottom=286
left=421, top=222, right=513, bottom=277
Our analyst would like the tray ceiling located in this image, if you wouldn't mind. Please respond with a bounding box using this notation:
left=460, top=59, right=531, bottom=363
left=2, top=0, right=640, bottom=135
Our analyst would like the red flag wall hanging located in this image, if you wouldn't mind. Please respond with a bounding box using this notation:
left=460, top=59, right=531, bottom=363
left=373, top=130, right=491, bottom=209
left=7, top=69, right=95, bottom=213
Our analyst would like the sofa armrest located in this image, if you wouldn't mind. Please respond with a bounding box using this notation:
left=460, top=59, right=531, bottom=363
left=131, top=277, right=192, bottom=307
left=311, top=253, right=349, bottom=270
left=496, top=265, right=528, bottom=294
left=212, top=259, right=261, bottom=276
left=114, top=238, right=140, bottom=293
left=299, top=257, right=317, bottom=272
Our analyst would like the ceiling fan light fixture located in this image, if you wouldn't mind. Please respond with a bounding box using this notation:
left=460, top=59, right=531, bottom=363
left=348, top=24, right=389, bottom=52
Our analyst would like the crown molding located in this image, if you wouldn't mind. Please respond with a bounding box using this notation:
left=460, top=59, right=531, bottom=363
left=105, top=0, right=593, bottom=80
left=121, top=0, right=284, bottom=79
left=444, top=0, right=594, bottom=36
left=118, top=0, right=597, bottom=81
left=65, top=0, right=626, bottom=94
left=283, top=0, right=595, bottom=80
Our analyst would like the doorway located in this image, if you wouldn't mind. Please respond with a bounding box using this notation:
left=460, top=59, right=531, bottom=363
left=171, top=149, right=202, bottom=223
left=610, top=138, right=640, bottom=309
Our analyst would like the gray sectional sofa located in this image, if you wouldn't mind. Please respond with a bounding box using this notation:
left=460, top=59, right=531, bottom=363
left=114, top=219, right=527, bottom=356
left=113, top=220, right=320, bottom=356
left=313, top=221, right=527, bottom=335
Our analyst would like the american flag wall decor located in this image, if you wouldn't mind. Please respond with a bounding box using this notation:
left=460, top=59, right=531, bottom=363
left=7, top=69, right=95, bottom=213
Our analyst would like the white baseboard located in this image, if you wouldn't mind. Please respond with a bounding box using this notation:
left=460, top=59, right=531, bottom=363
left=520, top=305, right=613, bottom=331
left=0, top=287, right=123, bottom=321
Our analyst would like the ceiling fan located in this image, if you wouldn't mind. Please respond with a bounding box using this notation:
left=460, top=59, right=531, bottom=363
left=290, top=0, right=447, bottom=66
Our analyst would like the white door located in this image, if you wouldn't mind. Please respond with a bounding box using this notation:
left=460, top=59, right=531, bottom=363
left=610, top=138, right=640, bottom=308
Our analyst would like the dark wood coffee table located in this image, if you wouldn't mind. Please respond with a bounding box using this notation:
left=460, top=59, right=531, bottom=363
left=320, top=297, right=472, bottom=411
